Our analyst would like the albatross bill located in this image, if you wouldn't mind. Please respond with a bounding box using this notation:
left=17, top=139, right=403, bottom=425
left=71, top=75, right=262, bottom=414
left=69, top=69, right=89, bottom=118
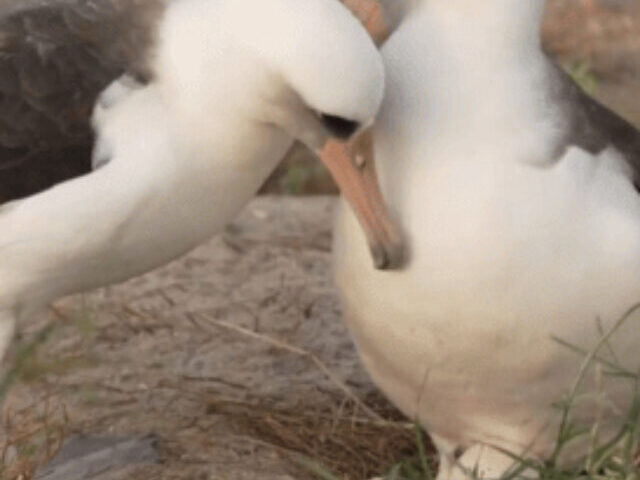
left=320, top=132, right=404, bottom=270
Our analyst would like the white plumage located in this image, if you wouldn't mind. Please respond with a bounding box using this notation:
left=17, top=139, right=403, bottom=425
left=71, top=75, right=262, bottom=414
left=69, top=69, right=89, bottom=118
left=334, top=1, right=640, bottom=477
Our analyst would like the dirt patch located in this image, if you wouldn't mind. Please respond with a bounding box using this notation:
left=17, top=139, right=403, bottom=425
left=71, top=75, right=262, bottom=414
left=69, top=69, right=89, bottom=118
left=1, top=197, right=420, bottom=480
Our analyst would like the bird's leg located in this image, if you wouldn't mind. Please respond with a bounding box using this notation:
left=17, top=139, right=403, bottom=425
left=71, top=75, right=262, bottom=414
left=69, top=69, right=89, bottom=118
left=429, top=435, right=459, bottom=480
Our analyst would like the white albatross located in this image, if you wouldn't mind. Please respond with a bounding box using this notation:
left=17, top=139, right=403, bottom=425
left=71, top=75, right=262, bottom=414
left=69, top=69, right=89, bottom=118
left=332, top=0, right=640, bottom=478
left=0, top=0, right=404, bottom=360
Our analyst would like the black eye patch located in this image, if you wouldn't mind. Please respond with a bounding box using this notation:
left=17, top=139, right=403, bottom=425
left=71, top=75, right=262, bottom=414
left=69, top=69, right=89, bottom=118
left=320, top=114, right=360, bottom=139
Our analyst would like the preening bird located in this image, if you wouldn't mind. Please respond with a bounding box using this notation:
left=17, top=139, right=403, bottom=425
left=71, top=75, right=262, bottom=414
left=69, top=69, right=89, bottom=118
left=331, top=1, right=640, bottom=478
left=0, top=0, right=403, bottom=360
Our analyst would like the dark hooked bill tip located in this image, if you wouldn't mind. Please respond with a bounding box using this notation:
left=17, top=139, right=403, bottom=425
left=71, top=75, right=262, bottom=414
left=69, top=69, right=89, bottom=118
left=370, top=240, right=405, bottom=270
left=320, top=113, right=360, bottom=139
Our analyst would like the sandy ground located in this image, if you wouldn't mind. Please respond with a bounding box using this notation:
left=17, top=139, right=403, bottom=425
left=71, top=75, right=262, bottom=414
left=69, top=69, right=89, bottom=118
left=2, top=198, right=416, bottom=480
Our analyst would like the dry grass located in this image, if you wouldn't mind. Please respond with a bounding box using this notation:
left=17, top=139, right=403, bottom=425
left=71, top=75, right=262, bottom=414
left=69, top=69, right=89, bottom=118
left=210, top=398, right=421, bottom=479
left=0, top=393, right=68, bottom=480
left=184, top=311, right=432, bottom=479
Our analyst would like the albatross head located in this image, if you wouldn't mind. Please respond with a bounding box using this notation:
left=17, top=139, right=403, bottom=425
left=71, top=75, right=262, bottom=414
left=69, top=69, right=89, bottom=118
left=156, top=0, right=403, bottom=269
left=192, top=0, right=385, bottom=148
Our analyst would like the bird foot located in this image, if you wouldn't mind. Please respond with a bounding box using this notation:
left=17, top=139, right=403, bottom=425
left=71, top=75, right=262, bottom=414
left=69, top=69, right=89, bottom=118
left=439, top=444, right=535, bottom=480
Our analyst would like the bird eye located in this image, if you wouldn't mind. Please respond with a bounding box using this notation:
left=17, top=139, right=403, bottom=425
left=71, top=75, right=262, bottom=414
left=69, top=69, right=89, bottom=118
left=320, top=114, right=360, bottom=139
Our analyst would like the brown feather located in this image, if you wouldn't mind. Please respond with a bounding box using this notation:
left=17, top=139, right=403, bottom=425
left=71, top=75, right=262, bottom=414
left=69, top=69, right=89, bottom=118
left=0, top=0, right=166, bottom=202
left=551, top=62, right=640, bottom=186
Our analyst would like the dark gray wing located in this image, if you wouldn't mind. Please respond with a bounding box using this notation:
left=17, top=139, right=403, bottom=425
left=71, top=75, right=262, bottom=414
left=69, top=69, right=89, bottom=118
left=0, top=0, right=166, bottom=203
left=553, top=64, right=640, bottom=186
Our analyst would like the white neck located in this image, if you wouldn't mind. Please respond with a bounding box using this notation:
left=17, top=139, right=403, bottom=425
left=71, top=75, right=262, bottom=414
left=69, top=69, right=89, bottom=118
left=371, top=0, right=565, bottom=221
left=379, top=0, right=560, bottom=170
left=417, top=0, right=545, bottom=45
